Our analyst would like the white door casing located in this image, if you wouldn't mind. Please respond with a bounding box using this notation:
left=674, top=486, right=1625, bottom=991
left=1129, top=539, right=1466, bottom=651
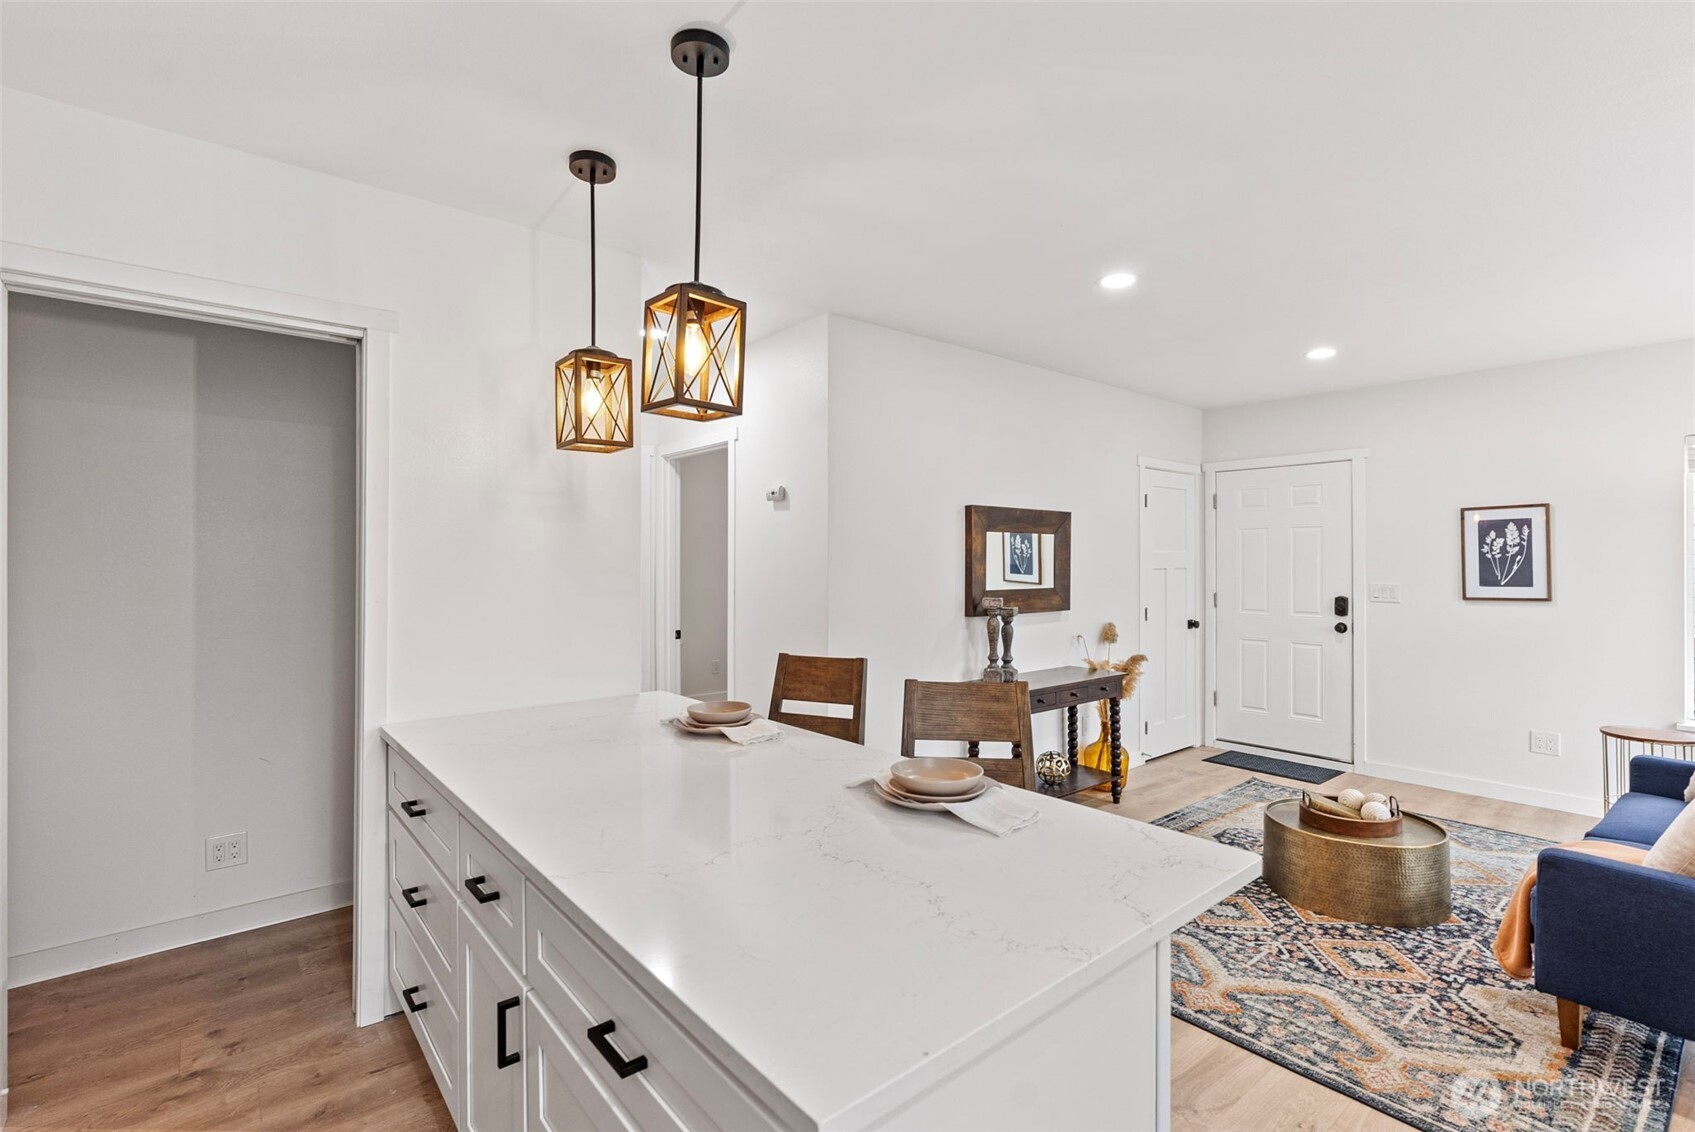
left=1139, top=462, right=1202, bottom=758
left=1214, top=460, right=1354, bottom=762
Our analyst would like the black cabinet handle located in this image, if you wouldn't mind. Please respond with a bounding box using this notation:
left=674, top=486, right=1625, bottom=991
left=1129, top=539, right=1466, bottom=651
left=1187, top=618, right=1200, bottom=629
left=465, top=875, right=500, bottom=904
left=496, top=996, right=521, bottom=1069
left=400, top=799, right=427, bottom=819
left=401, top=885, right=428, bottom=909
left=587, top=1020, right=649, bottom=1079
left=402, top=985, right=427, bottom=1013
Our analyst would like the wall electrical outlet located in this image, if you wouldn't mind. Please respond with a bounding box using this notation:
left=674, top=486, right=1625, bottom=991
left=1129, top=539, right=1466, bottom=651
left=711, top=660, right=722, bottom=675
left=206, top=831, right=249, bottom=871
left=1369, top=583, right=1402, bottom=603
left=1529, top=731, right=1560, bottom=757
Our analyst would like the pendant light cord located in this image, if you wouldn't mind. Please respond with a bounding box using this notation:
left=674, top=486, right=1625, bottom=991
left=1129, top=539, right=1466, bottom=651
left=693, top=58, right=704, bottom=283
left=589, top=174, right=598, bottom=345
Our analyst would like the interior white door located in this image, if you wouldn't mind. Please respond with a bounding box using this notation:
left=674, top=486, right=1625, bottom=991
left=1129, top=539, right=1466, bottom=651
left=1214, top=461, right=1353, bottom=762
left=1140, top=466, right=1202, bottom=758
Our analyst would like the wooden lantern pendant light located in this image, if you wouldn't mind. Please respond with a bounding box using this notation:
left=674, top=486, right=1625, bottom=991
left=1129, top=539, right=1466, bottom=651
left=556, top=150, right=634, bottom=452
left=641, top=28, right=747, bottom=421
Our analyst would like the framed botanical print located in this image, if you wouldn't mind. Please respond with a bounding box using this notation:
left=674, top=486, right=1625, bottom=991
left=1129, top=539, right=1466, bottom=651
left=1002, top=531, right=1041, bottom=584
left=1461, top=503, right=1551, bottom=601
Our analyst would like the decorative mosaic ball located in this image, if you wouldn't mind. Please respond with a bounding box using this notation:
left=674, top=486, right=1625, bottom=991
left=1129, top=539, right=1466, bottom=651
left=1035, top=750, right=1071, bottom=785
left=1336, top=788, right=1366, bottom=811
left=1363, top=792, right=1389, bottom=806
left=1360, top=800, right=1393, bottom=821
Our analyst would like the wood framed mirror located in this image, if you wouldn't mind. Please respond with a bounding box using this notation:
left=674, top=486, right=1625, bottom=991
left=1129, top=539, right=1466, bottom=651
left=965, top=505, right=1072, bottom=615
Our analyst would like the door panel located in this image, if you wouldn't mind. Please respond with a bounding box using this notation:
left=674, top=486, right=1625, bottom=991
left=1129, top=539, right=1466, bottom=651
left=1140, top=467, right=1202, bottom=757
left=463, top=907, right=527, bottom=1132
left=1215, top=461, right=1353, bottom=761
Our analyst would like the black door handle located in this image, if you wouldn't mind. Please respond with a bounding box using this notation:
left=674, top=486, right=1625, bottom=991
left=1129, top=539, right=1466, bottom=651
left=402, top=985, right=427, bottom=1013
left=1186, top=618, right=1200, bottom=629
left=401, top=885, right=428, bottom=909
left=496, top=996, right=521, bottom=1069
left=465, top=875, right=500, bottom=904
left=400, top=799, right=427, bottom=819
left=1335, top=622, right=1349, bottom=634
left=587, top=1020, right=649, bottom=1079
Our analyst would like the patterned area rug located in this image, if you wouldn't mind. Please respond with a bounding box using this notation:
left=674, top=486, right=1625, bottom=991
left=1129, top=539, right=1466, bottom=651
left=1156, top=779, right=1684, bottom=1132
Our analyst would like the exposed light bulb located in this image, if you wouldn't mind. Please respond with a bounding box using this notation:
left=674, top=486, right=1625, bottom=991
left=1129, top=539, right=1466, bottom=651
left=682, top=320, right=711, bottom=378
left=582, top=378, right=605, bottom=420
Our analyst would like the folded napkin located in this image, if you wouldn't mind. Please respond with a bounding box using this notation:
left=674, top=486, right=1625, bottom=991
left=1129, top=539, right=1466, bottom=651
left=849, top=776, right=1041, bottom=837
left=670, top=715, right=784, bottom=745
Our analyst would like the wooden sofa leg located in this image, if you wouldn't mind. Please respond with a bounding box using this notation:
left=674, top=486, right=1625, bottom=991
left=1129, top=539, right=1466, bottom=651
left=1557, top=998, right=1583, bottom=1049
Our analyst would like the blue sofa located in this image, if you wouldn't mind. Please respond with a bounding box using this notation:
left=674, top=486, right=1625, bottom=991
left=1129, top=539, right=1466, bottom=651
left=1532, top=755, right=1695, bottom=1046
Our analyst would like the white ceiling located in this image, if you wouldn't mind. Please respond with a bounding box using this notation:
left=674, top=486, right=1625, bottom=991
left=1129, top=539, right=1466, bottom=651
left=4, top=2, right=1691, bottom=408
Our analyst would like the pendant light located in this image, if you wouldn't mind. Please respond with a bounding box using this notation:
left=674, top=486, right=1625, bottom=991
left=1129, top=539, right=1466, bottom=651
left=641, top=28, right=747, bottom=421
left=556, top=150, right=634, bottom=452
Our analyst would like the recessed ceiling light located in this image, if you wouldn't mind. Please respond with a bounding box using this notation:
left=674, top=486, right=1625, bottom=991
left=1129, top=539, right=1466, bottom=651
left=1099, top=272, right=1137, bottom=291
left=1305, top=346, right=1338, bottom=361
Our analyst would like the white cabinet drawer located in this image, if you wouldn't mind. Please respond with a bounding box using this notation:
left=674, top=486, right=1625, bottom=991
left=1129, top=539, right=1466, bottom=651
left=459, top=816, right=525, bottom=972
left=390, top=899, right=460, bottom=1121
left=529, top=994, right=636, bottom=1132
left=462, top=907, right=527, bottom=1132
left=389, top=811, right=457, bottom=988
left=525, top=883, right=779, bottom=1132
left=389, top=747, right=458, bottom=881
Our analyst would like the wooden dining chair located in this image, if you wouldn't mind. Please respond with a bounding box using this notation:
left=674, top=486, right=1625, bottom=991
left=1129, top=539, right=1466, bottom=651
left=768, top=653, right=869, bottom=744
left=899, top=679, right=1035, bottom=791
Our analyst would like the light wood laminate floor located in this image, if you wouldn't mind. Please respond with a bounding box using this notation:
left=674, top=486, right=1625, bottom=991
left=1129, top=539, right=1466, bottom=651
left=6, top=746, right=1689, bottom=1130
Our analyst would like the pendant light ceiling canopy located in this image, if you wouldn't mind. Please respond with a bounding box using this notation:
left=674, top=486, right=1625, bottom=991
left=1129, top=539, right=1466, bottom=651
left=557, top=149, right=635, bottom=453
left=641, top=27, right=747, bottom=422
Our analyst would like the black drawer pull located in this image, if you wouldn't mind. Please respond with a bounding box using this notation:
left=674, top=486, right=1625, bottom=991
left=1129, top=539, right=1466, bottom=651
left=587, top=1020, right=649, bottom=1079
left=465, top=875, right=500, bottom=904
left=402, top=985, right=427, bottom=1013
left=400, top=799, right=427, bottom=819
left=401, top=885, right=428, bottom=909
left=496, top=996, right=521, bottom=1069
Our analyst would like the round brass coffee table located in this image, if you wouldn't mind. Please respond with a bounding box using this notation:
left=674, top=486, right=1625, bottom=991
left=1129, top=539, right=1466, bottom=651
left=1262, top=799, right=1451, bottom=927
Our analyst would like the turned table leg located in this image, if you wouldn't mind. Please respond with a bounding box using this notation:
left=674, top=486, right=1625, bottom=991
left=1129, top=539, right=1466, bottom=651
left=1109, top=697, right=1123, bottom=804
left=1065, top=705, right=1078, bottom=761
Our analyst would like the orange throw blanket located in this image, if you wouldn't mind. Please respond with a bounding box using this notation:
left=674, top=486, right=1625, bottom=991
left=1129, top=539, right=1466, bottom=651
left=1493, top=840, right=1649, bottom=979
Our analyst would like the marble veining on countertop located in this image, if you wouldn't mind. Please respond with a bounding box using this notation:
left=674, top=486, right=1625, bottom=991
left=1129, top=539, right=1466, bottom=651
left=383, top=692, right=1259, bottom=1128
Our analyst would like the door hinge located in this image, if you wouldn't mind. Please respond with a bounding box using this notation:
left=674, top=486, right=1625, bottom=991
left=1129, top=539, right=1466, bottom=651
left=1144, top=721, right=1149, bottom=735
left=674, top=629, right=682, bottom=640
left=1143, top=607, right=1148, bottom=621
left=1143, top=493, right=1148, bottom=507
left=1213, top=690, right=1218, bottom=706
left=1212, top=592, right=1217, bottom=608
left=1211, top=492, right=1217, bottom=509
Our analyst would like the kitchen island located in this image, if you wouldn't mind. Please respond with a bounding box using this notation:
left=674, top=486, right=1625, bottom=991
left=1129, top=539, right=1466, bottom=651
left=380, top=692, right=1258, bottom=1131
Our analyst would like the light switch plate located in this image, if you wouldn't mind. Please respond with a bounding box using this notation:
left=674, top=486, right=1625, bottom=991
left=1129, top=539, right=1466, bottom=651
left=1369, top=583, right=1402, bottom=603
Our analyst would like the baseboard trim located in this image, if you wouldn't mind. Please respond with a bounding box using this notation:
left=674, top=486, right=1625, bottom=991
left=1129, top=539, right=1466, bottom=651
left=1359, top=760, right=1600, bottom=819
left=8, top=880, right=354, bottom=988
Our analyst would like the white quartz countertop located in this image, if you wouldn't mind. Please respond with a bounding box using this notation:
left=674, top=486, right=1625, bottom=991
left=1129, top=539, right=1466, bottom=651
left=382, top=692, right=1258, bottom=1129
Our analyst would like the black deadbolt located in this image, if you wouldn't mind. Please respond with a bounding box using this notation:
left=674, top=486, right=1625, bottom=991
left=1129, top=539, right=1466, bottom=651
left=1333, top=596, right=1350, bottom=617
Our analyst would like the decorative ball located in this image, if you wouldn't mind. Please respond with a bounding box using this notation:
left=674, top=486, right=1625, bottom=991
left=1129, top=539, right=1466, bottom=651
left=1035, top=750, right=1071, bottom=786
left=1360, top=800, right=1393, bottom=821
left=1336, top=788, right=1366, bottom=810
left=1363, top=792, right=1389, bottom=806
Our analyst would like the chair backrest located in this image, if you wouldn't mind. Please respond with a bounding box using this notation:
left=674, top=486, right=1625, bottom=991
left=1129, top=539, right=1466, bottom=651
left=899, top=679, right=1034, bottom=790
left=768, top=653, right=868, bottom=744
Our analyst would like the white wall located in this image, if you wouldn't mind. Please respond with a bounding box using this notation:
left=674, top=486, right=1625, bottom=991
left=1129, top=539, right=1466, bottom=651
left=8, top=295, right=356, bottom=975
left=1204, top=339, right=1695, bottom=814
left=825, top=317, right=1204, bottom=754
left=677, top=448, right=728, bottom=699
left=1, top=90, right=647, bottom=725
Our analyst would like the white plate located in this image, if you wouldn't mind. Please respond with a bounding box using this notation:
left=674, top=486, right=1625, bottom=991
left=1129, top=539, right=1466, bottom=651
left=673, top=713, right=762, bottom=734
left=871, top=776, right=990, bottom=811
left=881, top=775, right=989, bottom=804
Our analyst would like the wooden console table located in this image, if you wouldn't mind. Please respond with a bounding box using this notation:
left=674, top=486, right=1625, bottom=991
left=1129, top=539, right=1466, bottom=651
left=1018, top=665, right=1127, bottom=804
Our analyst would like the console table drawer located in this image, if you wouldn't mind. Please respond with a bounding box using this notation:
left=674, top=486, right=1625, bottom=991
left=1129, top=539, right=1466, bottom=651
left=388, top=748, right=457, bottom=881
left=526, top=883, right=779, bottom=1132
left=389, top=811, right=457, bottom=986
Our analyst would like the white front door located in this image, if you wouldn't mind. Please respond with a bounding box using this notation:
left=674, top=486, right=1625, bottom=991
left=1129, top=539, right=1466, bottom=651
left=1214, top=461, right=1354, bottom=762
left=1140, top=466, right=1202, bottom=757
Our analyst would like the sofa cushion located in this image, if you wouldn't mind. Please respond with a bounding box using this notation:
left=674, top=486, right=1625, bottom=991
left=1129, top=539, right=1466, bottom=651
left=1645, top=801, right=1695, bottom=877
left=1586, top=793, right=1688, bottom=848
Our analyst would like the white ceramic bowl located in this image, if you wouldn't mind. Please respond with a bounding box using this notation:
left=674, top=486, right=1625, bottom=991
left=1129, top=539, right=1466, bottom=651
left=687, top=700, right=753, bottom=726
left=889, top=757, right=985, bottom=798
